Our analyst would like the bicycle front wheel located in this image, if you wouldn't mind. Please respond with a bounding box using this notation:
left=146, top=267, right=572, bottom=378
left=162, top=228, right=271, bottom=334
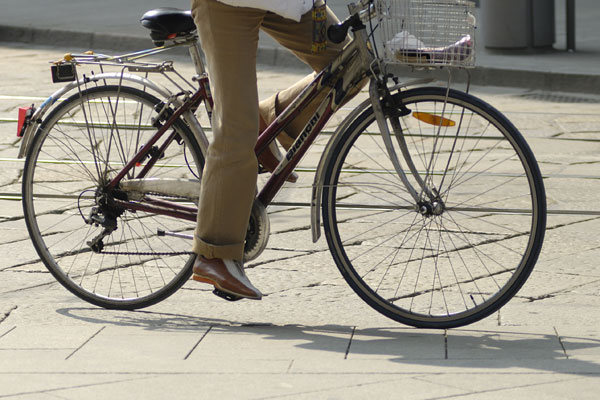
left=322, top=87, right=546, bottom=328
left=22, top=85, right=204, bottom=309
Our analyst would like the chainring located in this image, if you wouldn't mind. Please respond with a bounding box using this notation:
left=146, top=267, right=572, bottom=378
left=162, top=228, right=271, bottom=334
left=244, top=200, right=270, bottom=262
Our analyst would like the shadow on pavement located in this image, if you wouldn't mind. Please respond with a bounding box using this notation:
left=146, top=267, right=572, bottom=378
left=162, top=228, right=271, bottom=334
left=57, top=307, right=600, bottom=375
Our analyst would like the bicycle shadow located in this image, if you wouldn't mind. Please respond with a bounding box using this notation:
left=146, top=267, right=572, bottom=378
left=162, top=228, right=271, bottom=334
left=56, top=307, right=600, bottom=376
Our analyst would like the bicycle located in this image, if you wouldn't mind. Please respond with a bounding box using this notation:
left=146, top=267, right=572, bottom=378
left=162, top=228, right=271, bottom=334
left=17, top=0, right=546, bottom=329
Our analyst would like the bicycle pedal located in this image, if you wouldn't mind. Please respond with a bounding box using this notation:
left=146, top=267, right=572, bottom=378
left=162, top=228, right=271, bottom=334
left=212, top=288, right=243, bottom=302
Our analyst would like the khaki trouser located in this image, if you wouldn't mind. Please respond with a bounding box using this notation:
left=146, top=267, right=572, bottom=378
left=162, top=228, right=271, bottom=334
left=191, top=0, right=350, bottom=261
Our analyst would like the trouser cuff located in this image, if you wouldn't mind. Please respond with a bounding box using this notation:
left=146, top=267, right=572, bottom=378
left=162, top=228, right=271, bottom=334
left=193, top=236, right=245, bottom=262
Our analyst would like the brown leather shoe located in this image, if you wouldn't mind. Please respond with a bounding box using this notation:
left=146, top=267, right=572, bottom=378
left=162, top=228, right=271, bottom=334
left=192, top=256, right=262, bottom=300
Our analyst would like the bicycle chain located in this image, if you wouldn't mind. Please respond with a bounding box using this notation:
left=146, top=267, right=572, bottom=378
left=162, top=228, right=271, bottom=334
left=86, top=191, right=197, bottom=258
left=95, top=250, right=194, bottom=256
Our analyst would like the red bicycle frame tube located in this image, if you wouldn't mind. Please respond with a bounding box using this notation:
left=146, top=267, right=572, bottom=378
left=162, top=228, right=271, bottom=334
left=100, top=88, right=207, bottom=222
left=106, top=88, right=206, bottom=191
left=136, top=76, right=212, bottom=179
left=110, top=197, right=198, bottom=222
left=254, top=67, right=329, bottom=156
left=258, top=93, right=336, bottom=206
left=256, top=62, right=354, bottom=206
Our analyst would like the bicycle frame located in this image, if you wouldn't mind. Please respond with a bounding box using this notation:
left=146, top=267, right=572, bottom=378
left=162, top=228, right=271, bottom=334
left=102, top=28, right=371, bottom=226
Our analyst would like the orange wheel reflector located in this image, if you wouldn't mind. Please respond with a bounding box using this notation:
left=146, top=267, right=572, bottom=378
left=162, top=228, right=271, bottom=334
left=412, top=112, right=456, bottom=127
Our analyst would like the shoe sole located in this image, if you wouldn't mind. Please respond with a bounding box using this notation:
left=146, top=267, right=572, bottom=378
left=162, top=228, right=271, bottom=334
left=192, top=273, right=261, bottom=300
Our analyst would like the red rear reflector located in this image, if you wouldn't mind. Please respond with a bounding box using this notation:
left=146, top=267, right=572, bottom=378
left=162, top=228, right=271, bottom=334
left=167, top=33, right=177, bottom=39
left=17, top=107, right=32, bottom=137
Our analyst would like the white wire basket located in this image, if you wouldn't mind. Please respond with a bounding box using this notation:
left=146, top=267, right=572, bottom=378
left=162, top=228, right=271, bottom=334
left=377, top=0, right=476, bottom=67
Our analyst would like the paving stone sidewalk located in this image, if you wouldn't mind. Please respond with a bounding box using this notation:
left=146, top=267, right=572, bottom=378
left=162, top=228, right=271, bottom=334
left=0, top=38, right=599, bottom=399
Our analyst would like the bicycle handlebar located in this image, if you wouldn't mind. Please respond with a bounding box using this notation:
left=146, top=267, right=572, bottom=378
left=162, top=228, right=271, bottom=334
left=327, top=0, right=375, bottom=44
left=327, top=14, right=361, bottom=43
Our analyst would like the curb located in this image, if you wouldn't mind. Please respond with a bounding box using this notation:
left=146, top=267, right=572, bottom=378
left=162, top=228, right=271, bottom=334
left=2, top=25, right=599, bottom=94
left=0, top=25, right=152, bottom=54
left=402, top=66, right=600, bottom=95
left=0, top=24, right=307, bottom=68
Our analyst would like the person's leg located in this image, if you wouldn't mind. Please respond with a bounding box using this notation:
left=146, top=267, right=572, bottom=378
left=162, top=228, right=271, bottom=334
left=258, top=5, right=362, bottom=149
left=257, top=116, right=298, bottom=182
left=190, top=0, right=264, bottom=298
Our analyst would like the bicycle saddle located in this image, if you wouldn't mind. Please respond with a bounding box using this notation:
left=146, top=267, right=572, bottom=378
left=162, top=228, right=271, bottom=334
left=140, top=8, right=196, bottom=45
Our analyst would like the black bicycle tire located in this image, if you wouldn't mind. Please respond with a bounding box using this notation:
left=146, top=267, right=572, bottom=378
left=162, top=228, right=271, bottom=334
left=22, top=85, right=204, bottom=310
left=322, top=86, right=546, bottom=329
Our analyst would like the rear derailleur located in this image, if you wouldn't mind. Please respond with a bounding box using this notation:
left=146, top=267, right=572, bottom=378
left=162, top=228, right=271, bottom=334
left=84, top=189, right=128, bottom=253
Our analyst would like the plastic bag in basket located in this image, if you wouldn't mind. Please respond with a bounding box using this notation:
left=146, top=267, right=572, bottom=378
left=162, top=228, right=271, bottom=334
left=390, top=34, right=473, bottom=65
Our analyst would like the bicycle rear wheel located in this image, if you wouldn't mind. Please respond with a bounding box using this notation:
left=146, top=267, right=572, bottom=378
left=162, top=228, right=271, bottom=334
left=22, top=85, right=204, bottom=309
left=322, top=87, right=546, bottom=328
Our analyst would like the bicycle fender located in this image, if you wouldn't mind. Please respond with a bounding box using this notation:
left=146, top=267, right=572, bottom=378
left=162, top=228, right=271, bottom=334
left=17, top=73, right=174, bottom=159
left=311, top=89, right=374, bottom=243
left=310, top=78, right=435, bottom=242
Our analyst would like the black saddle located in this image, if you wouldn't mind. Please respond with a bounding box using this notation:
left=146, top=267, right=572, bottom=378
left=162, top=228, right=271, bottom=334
left=140, top=8, right=196, bottom=45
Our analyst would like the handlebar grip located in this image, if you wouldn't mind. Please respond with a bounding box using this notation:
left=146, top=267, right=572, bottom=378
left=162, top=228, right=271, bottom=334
left=328, top=13, right=364, bottom=44
left=327, top=22, right=350, bottom=44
